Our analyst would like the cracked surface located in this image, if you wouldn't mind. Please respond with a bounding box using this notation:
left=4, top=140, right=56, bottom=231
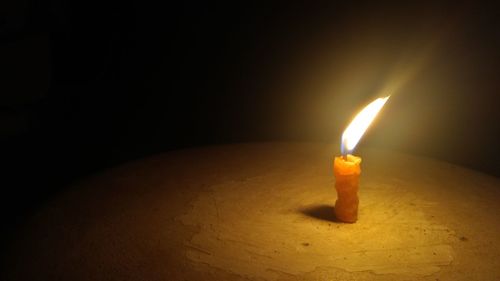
left=4, top=143, right=500, bottom=281
left=178, top=146, right=456, bottom=279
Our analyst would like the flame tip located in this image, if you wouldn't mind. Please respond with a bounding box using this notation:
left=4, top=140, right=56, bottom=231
left=340, top=96, right=390, bottom=154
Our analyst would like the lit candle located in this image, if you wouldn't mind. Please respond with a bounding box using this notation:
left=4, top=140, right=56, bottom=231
left=334, top=96, right=390, bottom=223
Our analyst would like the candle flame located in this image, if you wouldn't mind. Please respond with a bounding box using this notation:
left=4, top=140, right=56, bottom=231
left=341, top=96, right=390, bottom=155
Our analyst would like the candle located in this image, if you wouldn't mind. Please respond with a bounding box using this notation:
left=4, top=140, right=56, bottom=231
left=334, top=96, right=390, bottom=222
left=333, top=154, right=361, bottom=222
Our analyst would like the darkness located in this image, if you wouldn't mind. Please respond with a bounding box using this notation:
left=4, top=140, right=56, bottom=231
left=0, top=1, right=499, bottom=230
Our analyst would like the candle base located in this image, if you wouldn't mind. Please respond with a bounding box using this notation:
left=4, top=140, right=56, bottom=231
left=334, top=196, right=359, bottom=223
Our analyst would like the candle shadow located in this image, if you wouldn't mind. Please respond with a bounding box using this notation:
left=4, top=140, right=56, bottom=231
left=299, top=204, right=340, bottom=223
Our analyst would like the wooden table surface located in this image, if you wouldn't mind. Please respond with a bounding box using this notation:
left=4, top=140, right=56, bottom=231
left=4, top=143, right=500, bottom=281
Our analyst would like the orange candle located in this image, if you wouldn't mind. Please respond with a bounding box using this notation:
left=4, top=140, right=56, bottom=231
left=335, top=96, right=390, bottom=223
left=333, top=155, right=361, bottom=223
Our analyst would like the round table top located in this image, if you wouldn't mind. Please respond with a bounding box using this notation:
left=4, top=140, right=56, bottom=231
left=4, top=143, right=500, bottom=281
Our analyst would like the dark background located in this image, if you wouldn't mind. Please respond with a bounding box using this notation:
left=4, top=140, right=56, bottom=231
left=0, top=1, right=499, bottom=228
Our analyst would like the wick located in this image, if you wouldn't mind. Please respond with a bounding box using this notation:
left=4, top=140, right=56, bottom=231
left=342, top=154, right=347, bottom=161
